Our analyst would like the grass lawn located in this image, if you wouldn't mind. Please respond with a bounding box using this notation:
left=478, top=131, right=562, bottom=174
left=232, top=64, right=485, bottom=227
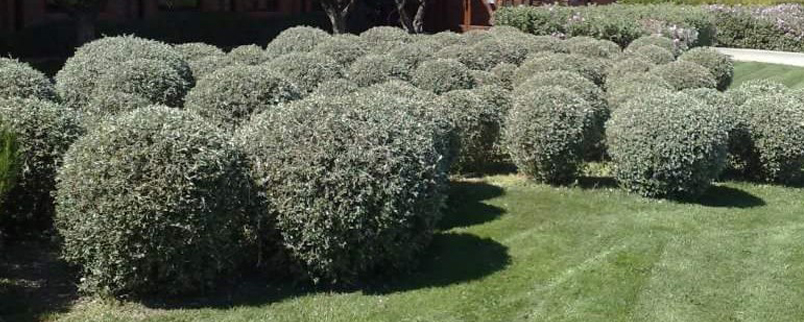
left=731, top=61, right=804, bottom=89
left=4, top=175, right=804, bottom=322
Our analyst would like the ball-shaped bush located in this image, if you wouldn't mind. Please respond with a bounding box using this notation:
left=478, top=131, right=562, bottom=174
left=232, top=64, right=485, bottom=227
left=234, top=95, right=446, bottom=284
left=429, top=31, right=466, bottom=47
left=679, top=47, right=734, bottom=90
left=227, top=44, right=270, bottom=65
left=265, top=26, right=331, bottom=56
left=728, top=79, right=788, bottom=106
left=433, top=44, right=474, bottom=65
left=0, top=58, right=57, bottom=101
left=607, top=83, right=673, bottom=111
left=184, top=65, right=301, bottom=129
left=650, top=61, right=717, bottom=91
left=188, top=55, right=238, bottom=80
left=505, top=86, right=594, bottom=184
left=0, top=98, right=83, bottom=229
left=491, top=62, right=517, bottom=89
left=435, top=89, right=503, bottom=173
left=55, top=35, right=192, bottom=109
left=462, top=29, right=494, bottom=45
left=626, top=36, right=677, bottom=56
left=412, top=59, right=476, bottom=94
left=267, top=52, right=344, bottom=94
left=515, top=53, right=607, bottom=86
left=93, top=58, right=191, bottom=108
left=604, top=57, right=655, bottom=87
left=607, top=91, right=728, bottom=199
left=55, top=106, right=257, bottom=296
left=743, top=94, right=804, bottom=183
left=474, top=85, right=514, bottom=163
left=564, top=37, right=622, bottom=59
left=361, top=80, right=438, bottom=103
left=360, top=26, right=413, bottom=54
left=466, top=38, right=528, bottom=70
left=629, top=44, right=675, bottom=65
left=348, top=54, right=410, bottom=87
left=312, top=34, right=367, bottom=67
left=389, top=42, right=436, bottom=70
left=174, top=42, right=224, bottom=62
left=83, top=91, right=152, bottom=126
left=310, top=78, right=359, bottom=97
left=470, top=70, right=507, bottom=89
left=605, top=72, right=673, bottom=93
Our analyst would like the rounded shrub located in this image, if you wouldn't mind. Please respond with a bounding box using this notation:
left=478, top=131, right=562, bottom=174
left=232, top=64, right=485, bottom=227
left=429, top=31, right=466, bottom=47
left=505, top=86, right=594, bottom=184
left=515, top=53, right=607, bottom=86
left=310, top=78, right=359, bottom=97
left=184, top=65, right=302, bottom=129
left=265, top=26, right=331, bottom=56
left=55, top=35, right=192, bottom=109
left=389, top=42, right=436, bottom=70
left=463, top=29, right=494, bottom=45
left=564, top=37, right=622, bottom=59
left=360, top=26, right=413, bottom=54
left=55, top=106, right=257, bottom=296
left=268, top=52, right=344, bottom=94
left=92, top=58, right=191, bottom=107
left=227, top=45, right=270, bottom=65
left=605, top=72, right=673, bottom=93
left=361, top=80, right=438, bottom=103
left=435, top=89, right=503, bottom=173
left=650, top=61, right=717, bottom=91
left=607, top=83, right=673, bottom=111
left=742, top=94, right=804, bottom=183
left=348, top=54, right=410, bottom=87
left=679, top=47, right=734, bottom=91
left=607, top=91, right=728, bottom=199
left=83, top=91, right=152, bottom=126
left=628, top=44, right=675, bottom=65
left=728, top=79, right=788, bottom=106
left=474, top=85, right=514, bottom=163
left=470, top=70, right=506, bottom=89
left=188, top=55, right=238, bottom=80
left=234, top=94, right=446, bottom=284
left=604, top=57, right=655, bottom=87
left=174, top=42, right=224, bottom=62
left=433, top=44, right=473, bottom=65
left=412, top=59, right=476, bottom=94
left=0, top=125, right=20, bottom=236
left=0, top=58, right=57, bottom=101
left=313, top=34, right=367, bottom=67
left=0, top=98, right=83, bottom=231
left=491, top=62, right=517, bottom=89
left=626, top=35, right=677, bottom=56
left=466, top=38, right=528, bottom=70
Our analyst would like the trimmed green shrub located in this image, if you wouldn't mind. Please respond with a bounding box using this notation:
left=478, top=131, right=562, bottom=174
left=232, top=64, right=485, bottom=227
left=0, top=125, right=20, bottom=228
left=55, top=35, right=192, bottom=109
left=227, top=45, right=270, bottom=65
left=712, top=9, right=803, bottom=53
left=360, top=26, right=413, bottom=54
left=55, top=106, right=257, bottom=296
left=650, top=60, right=717, bottom=90
left=605, top=72, right=673, bottom=93
left=188, top=55, right=238, bottom=80
left=727, top=79, right=788, bottom=106
left=389, top=42, right=436, bottom=70
left=265, top=26, right=331, bottom=56
left=491, top=63, right=518, bottom=89
left=0, top=58, right=57, bottom=101
left=412, top=59, right=476, bottom=94
left=174, top=42, right=225, bottom=62
left=564, top=37, right=622, bottom=59
left=268, top=52, right=344, bottom=94
left=626, top=35, right=677, bottom=56
left=435, top=89, right=503, bottom=173
left=742, top=94, right=804, bottom=183
left=628, top=44, right=675, bottom=65
left=0, top=98, right=83, bottom=231
left=310, top=78, right=359, bottom=97
left=429, top=31, right=466, bottom=47
left=607, top=91, right=728, bottom=199
left=465, top=38, right=528, bottom=71
left=678, top=47, right=734, bottom=90
left=505, top=86, right=594, bottom=184
left=515, top=53, right=607, bottom=86
left=184, top=65, right=302, bottom=130
left=606, top=82, right=673, bottom=111
left=83, top=91, right=152, bottom=126
left=361, top=80, right=438, bottom=103
left=605, top=57, right=655, bottom=85
left=474, top=85, right=514, bottom=163
left=92, top=58, right=191, bottom=108
left=432, top=44, right=472, bottom=64
left=462, top=30, right=495, bottom=45
left=470, top=70, right=507, bottom=89
left=494, top=6, right=566, bottom=37
left=348, top=54, right=410, bottom=87
left=312, top=34, right=367, bottom=67
left=234, top=94, right=446, bottom=284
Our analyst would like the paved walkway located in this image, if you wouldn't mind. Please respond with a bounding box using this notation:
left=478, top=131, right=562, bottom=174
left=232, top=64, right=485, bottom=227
left=714, top=47, right=804, bottom=67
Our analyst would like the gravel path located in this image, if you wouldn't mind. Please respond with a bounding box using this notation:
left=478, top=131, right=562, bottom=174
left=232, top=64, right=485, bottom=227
left=715, top=47, right=804, bottom=67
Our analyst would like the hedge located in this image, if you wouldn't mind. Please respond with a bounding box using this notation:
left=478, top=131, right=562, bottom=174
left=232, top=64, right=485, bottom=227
left=678, top=47, right=734, bottom=90
left=514, top=53, right=607, bottom=86
left=267, top=52, right=344, bottom=94
left=265, top=25, right=331, bottom=56
left=174, top=42, right=225, bottom=62
left=435, top=89, right=503, bottom=173
left=313, top=34, right=368, bottom=67
left=92, top=58, right=192, bottom=108
left=412, top=59, right=476, bottom=94
left=0, top=58, right=58, bottom=101
left=650, top=60, right=717, bottom=90
left=227, top=44, right=270, bottom=65
left=742, top=94, right=804, bottom=183
left=627, top=44, right=676, bottom=65
left=349, top=54, right=411, bottom=87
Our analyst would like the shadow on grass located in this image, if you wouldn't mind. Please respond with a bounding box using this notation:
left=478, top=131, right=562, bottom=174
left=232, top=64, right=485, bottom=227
left=0, top=241, right=78, bottom=322
left=691, top=184, right=766, bottom=209
left=439, top=180, right=506, bottom=230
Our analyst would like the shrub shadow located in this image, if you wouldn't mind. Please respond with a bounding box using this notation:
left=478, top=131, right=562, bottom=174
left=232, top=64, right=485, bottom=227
left=689, top=184, right=766, bottom=209
left=439, top=180, right=506, bottom=230
left=0, top=241, right=78, bottom=322
left=576, top=176, right=619, bottom=190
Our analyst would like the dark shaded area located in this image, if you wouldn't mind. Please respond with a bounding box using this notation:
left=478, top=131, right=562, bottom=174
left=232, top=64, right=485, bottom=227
left=691, top=184, right=766, bottom=209
left=0, top=241, right=78, bottom=322
left=576, top=176, right=619, bottom=190
left=439, top=180, right=506, bottom=230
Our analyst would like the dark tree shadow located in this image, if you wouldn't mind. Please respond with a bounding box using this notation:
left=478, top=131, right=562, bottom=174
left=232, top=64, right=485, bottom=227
left=0, top=241, right=78, bottom=322
left=576, top=176, right=619, bottom=190
left=439, top=180, right=506, bottom=230
left=690, top=185, right=766, bottom=209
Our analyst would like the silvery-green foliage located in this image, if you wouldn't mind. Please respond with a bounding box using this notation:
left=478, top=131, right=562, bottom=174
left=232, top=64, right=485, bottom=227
left=93, top=58, right=191, bottom=107
left=265, top=26, right=331, bottom=56
left=184, top=65, right=301, bottom=130
left=607, top=91, right=728, bottom=199
left=605, top=57, right=655, bottom=88
left=515, top=53, right=607, bottom=86
left=428, top=31, right=466, bottom=47
left=362, top=80, right=438, bottom=103
left=360, top=26, right=413, bottom=54
left=607, top=83, right=673, bottom=111
left=55, top=106, right=258, bottom=296
left=470, top=70, right=507, bottom=89
left=650, top=60, right=717, bottom=90
left=563, top=36, right=622, bottom=59
left=55, top=35, right=192, bottom=109
left=433, top=44, right=474, bottom=66
left=505, top=86, right=594, bottom=184
left=310, top=78, right=359, bottom=98
left=348, top=54, right=410, bottom=87
left=727, top=79, right=788, bottom=106
left=679, top=47, right=734, bottom=90
left=465, top=38, right=529, bottom=71
left=83, top=91, right=151, bottom=126
left=491, top=63, right=517, bottom=89
left=0, top=98, right=83, bottom=228
left=267, top=52, right=344, bottom=94
left=743, top=94, right=804, bottom=183
left=174, top=42, right=225, bottom=62
left=313, top=34, right=367, bottom=67
left=188, top=55, right=238, bottom=80
left=412, top=59, right=476, bottom=95
left=628, top=44, right=675, bottom=65
left=626, top=35, right=678, bottom=56
left=227, top=45, right=270, bottom=65
left=389, top=42, right=436, bottom=70
left=435, top=89, right=503, bottom=173
left=0, top=58, right=57, bottom=101
left=474, top=85, right=514, bottom=163
left=605, top=72, right=672, bottom=93
left=682, top=88, right=745, bottom=173
left=234, top=94, right=446, bottom=284
left=463, top=29, right=495, bottom=45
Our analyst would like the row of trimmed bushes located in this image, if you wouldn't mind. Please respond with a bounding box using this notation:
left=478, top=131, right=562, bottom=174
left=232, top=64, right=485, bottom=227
left=495, top=3, right=804, bottom=53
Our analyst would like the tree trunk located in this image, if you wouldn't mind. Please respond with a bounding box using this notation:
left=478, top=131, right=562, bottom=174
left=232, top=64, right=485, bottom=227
left=328, top=10, right=349, bottom=34
left=74, top=11, right=97, bottom=46
left=395, top=0, right=416, bottom=33
left=413, top=0, right=427, bottom=34
left=321, top=0, right=356, bottom=34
